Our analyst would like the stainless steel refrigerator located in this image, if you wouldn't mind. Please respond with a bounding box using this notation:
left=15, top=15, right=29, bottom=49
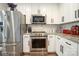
left=0, top=10, right=25, bottom=56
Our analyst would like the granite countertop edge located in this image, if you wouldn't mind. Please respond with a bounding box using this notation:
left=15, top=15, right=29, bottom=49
left=54, top=33, right=79, bottom=43
left=23, top=33, right=79, bottom=43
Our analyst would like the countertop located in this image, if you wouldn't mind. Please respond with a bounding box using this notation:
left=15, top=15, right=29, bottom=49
left=55, top=33, right=79, bottom=43
left=23, top=32, right=79, bottom=43
left=23, top=33, right=31, bottom=35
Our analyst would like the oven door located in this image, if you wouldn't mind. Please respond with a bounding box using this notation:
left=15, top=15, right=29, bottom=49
left=30, top=37, right=47, bottom=52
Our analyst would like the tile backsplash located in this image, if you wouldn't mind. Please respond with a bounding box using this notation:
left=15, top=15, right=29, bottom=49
left=28, top=24, right=58, bottom=33
left=26, top=22, right=79, bottom=34
left=61, top=22, right=79, bottom=30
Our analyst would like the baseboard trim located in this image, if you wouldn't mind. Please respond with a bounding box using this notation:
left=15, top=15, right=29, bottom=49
left=48, top=52, right=58, bottom=56
left=22, top=52, right=30, bottom=55
left=48, top=52, right=56, bottom=54
left=22, top=52, right=58, bottom=56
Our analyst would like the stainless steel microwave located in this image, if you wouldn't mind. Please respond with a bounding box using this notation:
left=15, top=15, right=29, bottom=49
left=31, top=15, right=46, bottom=24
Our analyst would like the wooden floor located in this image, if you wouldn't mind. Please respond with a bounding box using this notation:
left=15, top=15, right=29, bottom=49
left=22, top=52, right=57, bottom=56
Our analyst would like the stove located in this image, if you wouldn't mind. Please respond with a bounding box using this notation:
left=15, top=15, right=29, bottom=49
left=30, top=31, right=48, bottom=52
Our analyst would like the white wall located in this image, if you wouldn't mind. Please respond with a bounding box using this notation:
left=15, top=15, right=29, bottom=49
left=28, top=24, right=58, bottom=34
left=31, top=24, right=53, bottom=33
left=0, top=3, right=8, bottom=22
left=16, top=3, right=31, bottom=24
left=0, top=3, right=8, bottom=10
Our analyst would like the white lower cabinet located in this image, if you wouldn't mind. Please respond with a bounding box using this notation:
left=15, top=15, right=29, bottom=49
left=23, top=34, right=30, bottom=52
left=55, top=36, right=63, bottom=56
left=56, top=35, right=77, bottom=56
left=78, top=44, right=79, bottom=56
left=48, top=35, right=56, bottom=52
left=63, top=39, right=77, bottom=56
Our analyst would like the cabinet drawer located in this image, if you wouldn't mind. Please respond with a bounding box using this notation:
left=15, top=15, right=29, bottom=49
left=48, top=35, right=53, bottom=40
left=23, top=35, right=29, bottom=38
left=48, top=35, right=53, bottom=38
left=64, top=38, right=77, bottom=49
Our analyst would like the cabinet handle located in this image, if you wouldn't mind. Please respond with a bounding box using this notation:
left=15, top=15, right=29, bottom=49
left=62, top=46, right=63, bottom=54
left=51, top=18, right=54, bottom=23
left=60, top=45, right=63, bottom=54
left=62, top=16, right=64, bottom=22
left=78, top=9, right=79, bottom=18
left=65, top=42, right=71, bottom=46
left=75, top=10, right=77, bottom=18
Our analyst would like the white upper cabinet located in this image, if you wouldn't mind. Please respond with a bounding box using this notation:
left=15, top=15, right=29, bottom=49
left=53, top=4, right=61, bottom=24
left=40, top=4, right=47, bottom=16
left=76, top=4, right=79, bottom=21
left=44, top=4, right=59, bottom=24
left=31, top=4, right=47, bottom=15
left=17, top=3, right=79, bottom=24
left=59, top=3, right=78, bottom=24
left=45, top=4, right=53, bottom=24
left=64, top=4, right=77, bottom=22
left=31, top=4, right=60, bottom=24
left=31, top=4, right=40, bottom=15
left=25, top=4, right=31, bottom=24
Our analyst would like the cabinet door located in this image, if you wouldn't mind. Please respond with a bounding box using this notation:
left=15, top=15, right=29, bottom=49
left=40, top=4, right=47, bottom=16
left=63, top=43, right=71, bottom=56
left=46, top=5, right=52, bottom=24
left=63, top=39, right=77, bottom=56
left=26, top=4, right=31, bottom=24
left=56, top=36, right=60, bottom=55
left=78, top=44, right=79, bottom=56
left=23, top=34, right=30, bottom=52
left=60, top=4, right=72, bottom=23
left=42, top=4, right=59, bottom=24
left=76, top=4, right=79, bottom=21
left=48, top=35, right=55, bottom=52
left=65, top=4, right=77, bottom=22
left=63, top=43, right=77, bottom=56
left=56, top=36, right=63, bottom=56
left=60, top=4, right=77, bottom=23
left=31, top=4, right=40, bottom=15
